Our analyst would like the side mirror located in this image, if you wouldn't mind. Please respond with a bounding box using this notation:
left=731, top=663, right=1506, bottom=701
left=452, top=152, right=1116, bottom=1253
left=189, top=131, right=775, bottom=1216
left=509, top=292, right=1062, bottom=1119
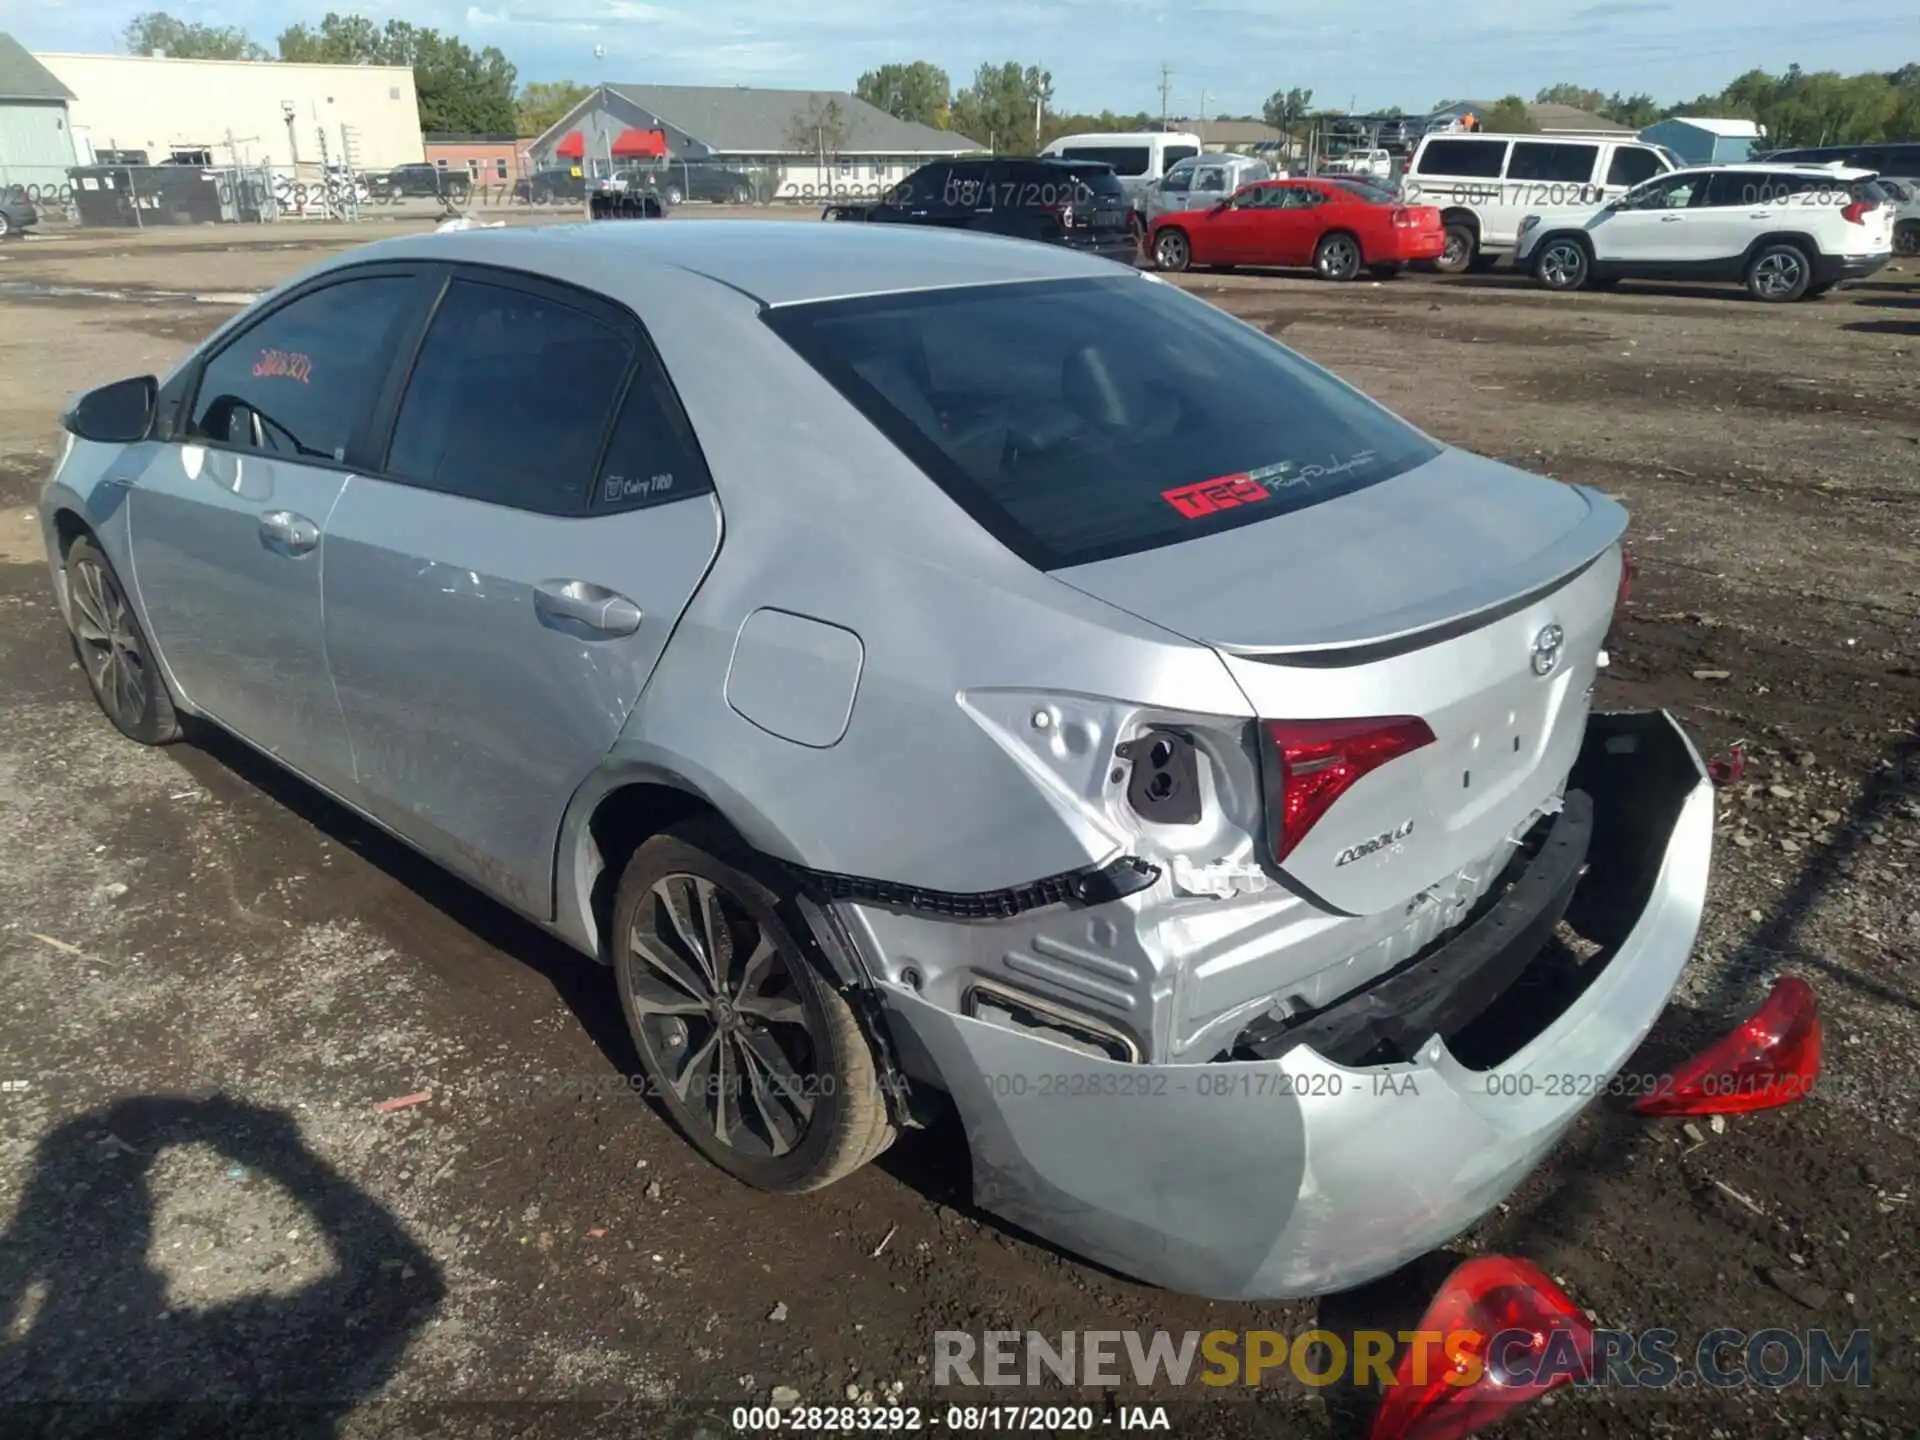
left=63, top=375, right=156, bottom=444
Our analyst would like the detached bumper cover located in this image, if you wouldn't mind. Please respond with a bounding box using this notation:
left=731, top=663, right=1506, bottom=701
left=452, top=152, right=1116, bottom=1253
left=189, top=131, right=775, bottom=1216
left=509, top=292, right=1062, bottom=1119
left=877, top=710, right=1712, bottom=1300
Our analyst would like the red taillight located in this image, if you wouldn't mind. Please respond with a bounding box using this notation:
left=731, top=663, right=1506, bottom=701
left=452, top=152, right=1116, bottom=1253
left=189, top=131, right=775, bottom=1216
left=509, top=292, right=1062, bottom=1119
left=1632, top=976, right=1821, bottom=1116
left=1367, top=1257, right=1593, bottom=1440
left=1391, top=206, right=1417, bottom=228
left=1841, top=200, right=1871, bottom=225
left=1617, top=548, right=1638, bottom=611
left=1262, top=716, right=1434, bottom=863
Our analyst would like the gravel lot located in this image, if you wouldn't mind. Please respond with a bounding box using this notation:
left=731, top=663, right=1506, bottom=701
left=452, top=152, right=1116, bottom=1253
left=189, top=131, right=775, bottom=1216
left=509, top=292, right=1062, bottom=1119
left=0, top=216, right=1915, bottom=1438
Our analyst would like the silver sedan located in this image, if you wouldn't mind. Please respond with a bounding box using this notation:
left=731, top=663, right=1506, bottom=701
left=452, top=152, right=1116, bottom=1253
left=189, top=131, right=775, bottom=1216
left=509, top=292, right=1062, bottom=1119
left=39, top=221, right=1711, bottom=1300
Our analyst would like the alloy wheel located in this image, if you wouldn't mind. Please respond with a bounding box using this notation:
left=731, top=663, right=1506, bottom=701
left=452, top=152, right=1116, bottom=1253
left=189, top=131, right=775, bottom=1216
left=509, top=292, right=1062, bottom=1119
left=69, top=555, right=150, bottom=730
left=1319, top=235, right=1360, bottom=279
left=1753, top=250, right=1804, bottom=299
left=1439, top=229, right=1470, bottom=271
left=1540, top=241, right=1586, bottom=289
left=625, top=873, right=819, bottom=1159
left=1154, top=232, right=1188, bottom=270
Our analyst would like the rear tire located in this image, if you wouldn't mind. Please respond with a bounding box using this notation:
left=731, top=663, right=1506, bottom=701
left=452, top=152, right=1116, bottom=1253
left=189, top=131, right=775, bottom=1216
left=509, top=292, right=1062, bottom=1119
left=1435, top=222, right=1476, bottom=274
left=612, top=819, right=895, bottom=1193
left=64, top=536, right=182, bottom=746
left=1314, top=230, right=1363, bottom=282
left=1746, top=243, right=1812, bottom=303
left=1152, top=228, right=1191, bottom=272
left=1894, top=220, right=1919, bottom=257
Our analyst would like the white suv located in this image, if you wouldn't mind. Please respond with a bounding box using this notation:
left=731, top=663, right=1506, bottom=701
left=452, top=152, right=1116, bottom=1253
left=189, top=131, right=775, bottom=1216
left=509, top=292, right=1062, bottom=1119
left=1514, top=163, right=1896, bottom=302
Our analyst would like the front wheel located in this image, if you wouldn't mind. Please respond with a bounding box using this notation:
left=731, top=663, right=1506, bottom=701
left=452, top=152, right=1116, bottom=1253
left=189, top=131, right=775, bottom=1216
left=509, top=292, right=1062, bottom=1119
left=1153, top=229, right=1191, bottom=272
left=1746, top=243, right=1812, bottom=303
left=663, top=185, right=684, bottom=206
left=65, top=536, right=182, bottom=745
left=612, top=821, right=895, bottom=1193
left=1314, top=231, right=1363, bottom=282
left=1533, top=237, right=1590, bottom=292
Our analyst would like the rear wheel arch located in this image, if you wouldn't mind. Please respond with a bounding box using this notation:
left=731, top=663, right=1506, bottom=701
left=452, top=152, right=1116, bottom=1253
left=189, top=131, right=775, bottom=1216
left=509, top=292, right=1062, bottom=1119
left=1740, top=231, right=1822, bottom=264
left=52, top=507, right=91, bottom=557
left=577, top=778, right=723, bottom=963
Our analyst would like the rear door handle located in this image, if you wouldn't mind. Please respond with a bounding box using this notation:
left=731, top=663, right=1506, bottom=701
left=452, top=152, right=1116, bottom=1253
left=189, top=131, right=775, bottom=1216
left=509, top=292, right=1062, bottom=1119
left=259, top=510, right=320, bottom=554
left=533, top=579, right=642, bottom=637
left=1659, top=215, right=1684, bottom=222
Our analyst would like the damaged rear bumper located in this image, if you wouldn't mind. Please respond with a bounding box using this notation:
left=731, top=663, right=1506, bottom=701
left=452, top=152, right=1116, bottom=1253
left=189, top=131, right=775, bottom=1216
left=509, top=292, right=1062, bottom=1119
left=874, top=710, right=1712, bottom=1299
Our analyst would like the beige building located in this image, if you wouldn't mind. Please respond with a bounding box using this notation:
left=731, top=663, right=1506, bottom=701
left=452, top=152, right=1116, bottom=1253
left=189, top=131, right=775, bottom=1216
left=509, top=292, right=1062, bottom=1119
left=33, top=52, right=424, bottom=170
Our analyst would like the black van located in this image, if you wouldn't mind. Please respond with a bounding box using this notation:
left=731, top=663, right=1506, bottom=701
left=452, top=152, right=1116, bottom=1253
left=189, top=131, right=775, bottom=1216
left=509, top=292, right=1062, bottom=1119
left=825, top=157, right=1138, bottom=263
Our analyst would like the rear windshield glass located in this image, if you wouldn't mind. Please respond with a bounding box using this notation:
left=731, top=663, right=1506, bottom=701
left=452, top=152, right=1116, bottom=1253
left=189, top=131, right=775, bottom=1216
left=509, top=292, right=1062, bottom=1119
left=1332, top=179, right=1399, bottom=204
left=763, top=277, right=1441, bottom=569
left=1062, top=145, right=1149, bottom=177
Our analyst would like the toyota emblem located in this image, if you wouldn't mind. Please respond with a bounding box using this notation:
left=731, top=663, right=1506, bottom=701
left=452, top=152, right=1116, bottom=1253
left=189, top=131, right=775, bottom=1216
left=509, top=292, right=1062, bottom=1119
left=1531, top=624, right=1565, bottom=677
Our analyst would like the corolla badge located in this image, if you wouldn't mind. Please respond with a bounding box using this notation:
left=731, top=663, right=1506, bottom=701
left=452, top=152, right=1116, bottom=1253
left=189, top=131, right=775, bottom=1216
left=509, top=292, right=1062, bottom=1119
left=1531, top=623, right=1565, bottom=677
left=1335, top=819, right=1415, bottom=867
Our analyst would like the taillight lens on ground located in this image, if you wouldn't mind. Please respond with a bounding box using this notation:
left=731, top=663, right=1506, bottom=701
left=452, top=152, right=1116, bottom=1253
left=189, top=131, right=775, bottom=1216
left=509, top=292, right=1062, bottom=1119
left=1617, top=548, right=1637, bottom=611
left=1631, top=976, right=1821, bottom=1116
left=1262, top=716, right=1435, bottom=863
left=1366, top=1256, right=1594, bottom=1440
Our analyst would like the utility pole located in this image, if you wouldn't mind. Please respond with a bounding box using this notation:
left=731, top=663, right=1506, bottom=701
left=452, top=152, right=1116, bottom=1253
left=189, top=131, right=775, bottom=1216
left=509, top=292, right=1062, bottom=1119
left=1158, top=64, right=1173, bottom=131
left=1199, top=88, right=1212, bottom=128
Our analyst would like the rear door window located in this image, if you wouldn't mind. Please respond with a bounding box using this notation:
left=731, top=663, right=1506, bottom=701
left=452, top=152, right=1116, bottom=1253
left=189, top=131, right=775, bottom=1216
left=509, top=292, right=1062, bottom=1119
left=1064, top=146, right=1149, bottom=177
left=187, top=273, right=415, bottom=464
left=1605, top=146, right=1666, bottom=188
left=384, top=276, right=635, bottom=514
left=763, top=276, right=1440, bottom=569
left=1161, top=166, right=1194, bottom=194
left=1414, top=139, right=1506, bottom=178
left=1505, top=142, right=1599, bottom=183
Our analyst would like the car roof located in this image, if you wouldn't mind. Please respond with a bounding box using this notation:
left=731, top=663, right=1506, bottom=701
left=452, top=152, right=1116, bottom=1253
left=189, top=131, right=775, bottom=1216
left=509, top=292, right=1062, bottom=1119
left=350, top=219, right=1128, bottom=308
left=1666, top=161, right=1877, bottom=178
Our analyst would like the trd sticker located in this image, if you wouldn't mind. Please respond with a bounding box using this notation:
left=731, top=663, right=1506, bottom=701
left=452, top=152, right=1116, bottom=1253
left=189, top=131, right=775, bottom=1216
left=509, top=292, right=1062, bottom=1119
left=1162, top=473, right=1271, bottom=519
left=252, top=348, right=312, bottom=383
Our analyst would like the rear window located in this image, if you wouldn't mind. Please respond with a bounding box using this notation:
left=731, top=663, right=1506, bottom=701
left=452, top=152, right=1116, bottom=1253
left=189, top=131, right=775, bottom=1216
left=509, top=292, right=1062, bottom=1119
left=763, top=277, right=1440, bottom=569
left=1332, top=179, right=1398, bottom=204
left=1162, top=146, right=1200, bottom=170
left=1063, top=145, right=1149, bottom=177
left=1415, top=139, right=1507, bottom=179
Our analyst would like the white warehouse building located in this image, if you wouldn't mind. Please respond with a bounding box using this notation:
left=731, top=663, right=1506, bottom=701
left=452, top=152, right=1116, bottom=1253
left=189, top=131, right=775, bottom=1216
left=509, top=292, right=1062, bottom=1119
left=33, top=52, right=425, bottom=170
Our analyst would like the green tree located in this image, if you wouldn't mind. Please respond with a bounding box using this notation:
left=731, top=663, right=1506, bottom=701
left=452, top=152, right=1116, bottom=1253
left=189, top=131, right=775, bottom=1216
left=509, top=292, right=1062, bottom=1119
left=1534, top=83, right=1606, bottom=111
left=278, top=15, right=517, bottom=133
left=123, top=10, right=267, bottom=60
left=855, top=62, right=950, bottom=128
left=1262, top=87, right=1315, bottom=134
left=1481, top=95, right=1538, bottom=133
left=517, top=81, right=593, bottom=138
left=950, top=62, right=1052, bottom=152
left=1601, top=91, right=1662, bottom=129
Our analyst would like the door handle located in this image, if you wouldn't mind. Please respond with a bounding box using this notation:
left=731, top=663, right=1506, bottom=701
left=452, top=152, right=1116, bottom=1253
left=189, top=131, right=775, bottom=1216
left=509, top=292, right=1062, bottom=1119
left=1659, top=215, right=1684, bottom=222
left=1749, top=211, right=1774, bottom=219
left=533, top=579, right=642, bottom=637
left=259, top=509, right=320, bottom=554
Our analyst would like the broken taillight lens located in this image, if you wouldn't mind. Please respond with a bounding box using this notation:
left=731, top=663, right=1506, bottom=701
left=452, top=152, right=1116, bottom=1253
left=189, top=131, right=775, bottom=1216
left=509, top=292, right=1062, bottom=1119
left=1617, top=548, right=1638, bottom=611
left=1261, top=716, right=1435, bottom=863
left=1631, top=976, right=1821, bottom=1116
left=1366, top=1256, right=1594, bottom=1440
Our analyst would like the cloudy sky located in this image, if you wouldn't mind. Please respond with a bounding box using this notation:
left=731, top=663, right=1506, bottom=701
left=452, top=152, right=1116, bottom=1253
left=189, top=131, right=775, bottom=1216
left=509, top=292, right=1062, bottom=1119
left=5, top=0, right=1915, bottom=113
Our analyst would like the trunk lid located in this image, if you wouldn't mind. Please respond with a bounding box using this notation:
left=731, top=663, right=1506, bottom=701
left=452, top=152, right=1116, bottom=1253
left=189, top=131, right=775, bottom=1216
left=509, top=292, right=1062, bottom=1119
left=1055, top=451, right=1629, bottom=916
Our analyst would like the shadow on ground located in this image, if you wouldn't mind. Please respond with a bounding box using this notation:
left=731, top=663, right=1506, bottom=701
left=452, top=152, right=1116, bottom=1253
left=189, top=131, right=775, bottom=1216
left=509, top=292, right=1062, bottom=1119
left=0, top=1095, right=444, bottom=1437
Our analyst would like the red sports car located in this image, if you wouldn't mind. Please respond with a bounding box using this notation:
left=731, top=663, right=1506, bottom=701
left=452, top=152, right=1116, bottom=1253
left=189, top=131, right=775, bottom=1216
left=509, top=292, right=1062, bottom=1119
left=1149, top=178, right=1446, bottom=280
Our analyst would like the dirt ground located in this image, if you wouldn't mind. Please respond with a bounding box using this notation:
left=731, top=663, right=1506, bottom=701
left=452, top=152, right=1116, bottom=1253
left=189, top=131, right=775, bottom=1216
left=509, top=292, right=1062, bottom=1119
left=0, top=215, right=1915, bottom=1438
